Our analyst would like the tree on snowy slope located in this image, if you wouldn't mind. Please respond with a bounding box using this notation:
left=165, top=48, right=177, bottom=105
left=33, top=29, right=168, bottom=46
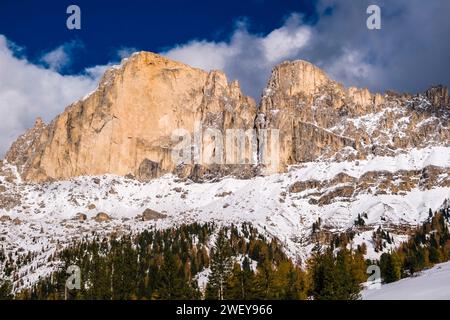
left=379, top=252, right=402, bottom=283
left=206, top=230, right=233, bottom=300
left=307, top=245, right=366, bottom=300
left=225, top=259, right=257, bottom=299
left=379, top=210, right=450, bottom=279
left=0, top=279, right=13, bottom=300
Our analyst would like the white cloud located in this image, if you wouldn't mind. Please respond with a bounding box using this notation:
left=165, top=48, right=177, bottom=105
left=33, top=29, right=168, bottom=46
left=116, top=47, right=138, bottom=60
left=40, top=40, right=83, bottom=72
left=262, top=18, right=311, bottom=62
left=163, top=1, right=450, bottom=97
left=324, top=49, right=376, bottom=87
left=165, top=41, right=235, bottom=71
left=0, top=35, right=104, bottom=157
left=163, top=14, right=312, bottom=98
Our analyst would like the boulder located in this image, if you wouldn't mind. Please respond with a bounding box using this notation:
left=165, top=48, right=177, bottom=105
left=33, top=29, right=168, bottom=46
left=0, top=215, right=11, bottom=222
left=141, top=208, right=167, bottom=221
left=94, top=212, right=111, bottom=222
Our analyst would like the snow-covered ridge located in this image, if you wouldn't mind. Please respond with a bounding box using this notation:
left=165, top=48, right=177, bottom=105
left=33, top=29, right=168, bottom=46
left=290, top=147, right=450, bottom=182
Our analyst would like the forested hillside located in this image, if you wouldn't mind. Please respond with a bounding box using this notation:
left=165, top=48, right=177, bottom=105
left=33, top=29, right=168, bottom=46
left=1, top=206, right=449, bottom=300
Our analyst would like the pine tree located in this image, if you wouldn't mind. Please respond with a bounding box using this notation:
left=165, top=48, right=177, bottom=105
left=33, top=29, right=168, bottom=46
left=380, top=252, right=401, bottom=283
left=0, top=279, right=13, bottom=300
left=254, top=259, right=275, bottom=299
left=308, top=246, right=365, bottom=300
left=206, top=230, right=233, bottom=300
left=308, top=247, right=338, bottom=300
left=273, top=260, right=307, bottom=300
left=158, top=251, right=184, bottom=299
left=225, top=258, right=257, bottom=300
left=335, top=248, right=363, bottom=300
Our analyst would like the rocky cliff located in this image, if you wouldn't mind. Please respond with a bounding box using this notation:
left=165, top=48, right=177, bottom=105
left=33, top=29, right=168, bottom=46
left=6, top=52, right=256, bottom=182
left=4, top=52, right=450, bottom=182
left=258, top=60, right=449, bottom=171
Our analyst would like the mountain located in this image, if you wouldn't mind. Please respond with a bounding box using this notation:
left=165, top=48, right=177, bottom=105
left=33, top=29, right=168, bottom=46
left=5, top=52, right=257, bottom=182
left=0, top=52, right=449, bottom=293
left=259, top=60, right=449, bottom=166
left=7, top=53, right=449, bottom=182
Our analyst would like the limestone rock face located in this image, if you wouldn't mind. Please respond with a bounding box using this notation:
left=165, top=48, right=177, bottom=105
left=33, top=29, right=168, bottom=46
left=8, top=52, right=256, bottom=182
left=4, top=54, right=449, bottom=181
left=259, top=60, right=450, bottom=171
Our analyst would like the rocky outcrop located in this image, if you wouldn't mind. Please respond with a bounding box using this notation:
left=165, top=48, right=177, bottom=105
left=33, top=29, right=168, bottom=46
left=0, top=215, right=11, bottom=222
left=289, top=165, right=450, bottom=206
left=94, top=212, right=111, bottom=222
left=141, top=208, right=167, bottom=221
left=5, top=117, right=46, bottom=170
left=74, top=213, right=87, bottom=222
left=425, top=85, right=449, bottom=108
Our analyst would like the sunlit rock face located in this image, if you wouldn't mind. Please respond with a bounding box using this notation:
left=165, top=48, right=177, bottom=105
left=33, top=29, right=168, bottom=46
left=258, top=60, right=449, bottom=171
left=4, top=53, right=449, bottom=182
left=6, top=52, right=257, bottom=182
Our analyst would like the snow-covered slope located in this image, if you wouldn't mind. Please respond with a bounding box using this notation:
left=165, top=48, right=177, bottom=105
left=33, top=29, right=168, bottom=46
left=362, top=261, right=450, bottom=300
left=0, top=146, right=449, bottom=291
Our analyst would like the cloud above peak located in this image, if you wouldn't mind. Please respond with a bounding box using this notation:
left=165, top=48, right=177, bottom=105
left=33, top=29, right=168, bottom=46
left=164, top=0, right=450, bottom=99
left=164, top=14, right=313, bottom=98
left=261, top=15, right=311, bottom=63
left=40, top=40, right=84, bottom=72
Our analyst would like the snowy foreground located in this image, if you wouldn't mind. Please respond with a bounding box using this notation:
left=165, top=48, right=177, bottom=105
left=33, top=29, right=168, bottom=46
left=0, top=146, right=449, bottom=290
left=362, top=261, right=450, bottom=300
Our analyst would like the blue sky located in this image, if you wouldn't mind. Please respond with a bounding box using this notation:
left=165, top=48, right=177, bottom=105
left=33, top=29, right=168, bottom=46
left=0, top=0, right=450, bottom=155
left=0, top=0, right=317, bottom=74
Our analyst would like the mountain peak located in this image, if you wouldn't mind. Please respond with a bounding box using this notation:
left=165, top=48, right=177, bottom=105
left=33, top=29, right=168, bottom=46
left=7, top=51, right=256, bottom=182
left=265, top=59, right=331, bottom=98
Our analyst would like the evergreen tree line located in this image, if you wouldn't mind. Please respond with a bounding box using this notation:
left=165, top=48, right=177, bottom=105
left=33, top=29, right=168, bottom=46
left=376, top=208, right=450, bottom=283
left=10, top=221, right=371, bottom=300
left=306, top=243, right=367, bottom=300
left=13, top=222, right=310, bottom=300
